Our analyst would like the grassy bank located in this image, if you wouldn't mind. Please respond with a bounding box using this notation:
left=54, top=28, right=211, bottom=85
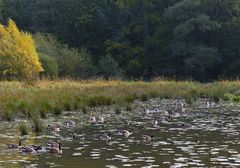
left=1, top=80, right=240, bottom=121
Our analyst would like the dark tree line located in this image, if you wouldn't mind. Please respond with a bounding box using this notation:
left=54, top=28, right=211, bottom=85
left=0, top=0, right=240, bottom=81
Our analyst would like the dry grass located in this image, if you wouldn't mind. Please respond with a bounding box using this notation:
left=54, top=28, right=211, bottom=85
left=0, top=79, right=240, bottom=120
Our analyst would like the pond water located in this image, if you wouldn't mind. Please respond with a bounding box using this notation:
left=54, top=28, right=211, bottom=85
left=0, top=99, right=240, bottom=168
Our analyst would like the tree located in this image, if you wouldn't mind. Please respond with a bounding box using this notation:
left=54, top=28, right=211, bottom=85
left=0, top=0, right=3, bottom=22
left=39, top=54, right=58, bottom=78
left=2, top=0, right=240, bottom=80
left=98, top=54, right=122, bottom=79
left=201, top=0, right=240, bottom=78
left=0, top=19, right=43, bottom=81
left=165, top=0, right=221, bottom=80
left=34, top=33, right=95, bottom=78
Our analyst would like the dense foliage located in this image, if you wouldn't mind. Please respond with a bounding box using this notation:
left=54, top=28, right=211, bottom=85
left=0, top=19, right=43, bottom=81
left=1, top=0, right=240, bottom=80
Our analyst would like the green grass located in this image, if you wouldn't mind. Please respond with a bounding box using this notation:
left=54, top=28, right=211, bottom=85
left=115, top=105, right=122, bottom=115
left=0, top=80, right=240, bottom=121
left=19, top=123, right=29, bottom=136
left=126, top=104, right=132, bottom=111
left=32, top=115, right=44, bottom=133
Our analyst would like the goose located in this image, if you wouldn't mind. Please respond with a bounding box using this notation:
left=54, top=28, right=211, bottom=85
left=207, top=101, right=215, bottom=108
left=44, top=140, right=62, bottom=148
left=36, top=146, right=48, bottom=153
left=181, top=107, right=186, bottom=113
left=172, top=112, right=181, bottom=118
left=153, top=120, right=158, bottom=126
left=144, top=108, right=150, bottom=115
left=98, top=117, right=104, bottom=124
left=142, top=135, right=154, bottom=142
left=206, top=101, right=210, bottom=108
left=47, top=124, right=61, bottom=133
left=100, top=133, right=111, bottom=141
left=30, top=144, right=42, bottom=151
left=46, top=143, right=62, bottom=154
left=163, top=110, right=169, bottom=116
left=89, top=117, right=97, bottom=124
left=122, top=130, right=132, bottom=138
left=64, top=120, right=76, bottom=128
left=72, top=133, right=86, bottom=141
left=160, top=116, right=170, bottom=124
left=19, top=146, right=37, bottom=154
left=154, top=108, right=161, bottom=113
left=6, top=140, right=22, bottom=149
left=180, top=102, right=186, bottom=108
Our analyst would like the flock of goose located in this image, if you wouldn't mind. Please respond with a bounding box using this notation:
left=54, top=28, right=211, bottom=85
left=5, top=100, right=214, bottom=155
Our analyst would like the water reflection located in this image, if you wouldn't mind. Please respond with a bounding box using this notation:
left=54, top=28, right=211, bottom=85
left=0, top=99, right=240, bottom=167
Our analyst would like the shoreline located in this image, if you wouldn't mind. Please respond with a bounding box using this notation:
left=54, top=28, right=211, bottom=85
left=0, top=80, right=240, bottom=122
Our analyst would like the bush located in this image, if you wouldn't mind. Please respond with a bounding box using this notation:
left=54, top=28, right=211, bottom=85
left=115, top=105, right=122, bottom=115
left=124, top=94, right=136, bottom=103
left=87, top=96, right=113, bottom=107
left=185, top=96, right=193, bottom=105
left=140, top=94, right=149, bottom=101
left=34, top=33, right=94, bottom=78
left=81, top=105, right=87, bottom=114
left=233, top=96, right=240, bottom=102
left=64, top=102, right=73, bottom=111
left=19, top=123, right=28, bottom=136
left=37, top=99, right=52, bottom=118
left=148, top=91, right=158, bottom=98
left=32, top=115, right=43, bottom=133
left=223, top=93, right=234, bottom=101
left=39, top=54, right=58, bottom=78
left=98, top=54, right=123, bottom=79
left=126, top=104, right=132, bottom=111
left=3, top=110, right=15, bottom=121
left=3, top=101, right=17, bottom=121
left=17, top=100, right=30, bottom=115
left=0, top=19, right=43, bottom=81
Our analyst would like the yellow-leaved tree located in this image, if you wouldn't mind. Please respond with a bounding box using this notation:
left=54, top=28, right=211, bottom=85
left=0, top=19, right=43, bottom=81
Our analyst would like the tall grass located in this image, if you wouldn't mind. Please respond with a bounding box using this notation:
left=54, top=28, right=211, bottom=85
left=19, top=123, right=29, bottom=136
left=0, top=80, right=240, bottom=120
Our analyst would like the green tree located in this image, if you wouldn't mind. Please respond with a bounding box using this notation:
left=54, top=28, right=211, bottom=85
left=39, top=54, right=58, bottom=78
left=34, top=33, right=94, bottom=78
left=201, top=0, right=240, bottom=78
left=165, top=0, right=221, bottom=80
left=98, top=54, right=122, bottom=79
left=0, top=0, right=4, bottom=22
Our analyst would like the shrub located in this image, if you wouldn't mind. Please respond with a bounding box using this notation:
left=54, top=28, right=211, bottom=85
left=140, top=94, right=149, bottom=101
left=124, top=94, right=136, bottom=103
left=32, top=115, right=43, bottom=133
left=185, top=96, right=193, bottom=105
left=148, top=91, right=158, bottom=98
left=0, top=19, right=43, bottom=81
left=3, top=101, right=17, bottom=121
left=126, top=104, right=132, bottom=111
left=17, top=100, right=30, bottom=115
left=3, top=110, right=15, bottom=121
left=115, top=105, right=122, bottom=115
left=64, top=102, right=73, bottom=111
left=233, top=96, right=240, bottom=102
left=223, top=93, right=234, bottom=101
left=37, top=100, right=52, bottom=118
left=19, top=123, right=28, bottom=136
left=87, top=96, right=113, bottom=107
left=39, top=54, right=58, bottom=78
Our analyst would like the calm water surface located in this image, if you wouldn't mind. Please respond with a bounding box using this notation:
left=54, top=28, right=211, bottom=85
left=0, top=99, right=240, bottom=168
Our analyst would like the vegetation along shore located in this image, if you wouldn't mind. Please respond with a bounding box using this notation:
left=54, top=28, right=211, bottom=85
left=1, top=80, right=240, bottom=124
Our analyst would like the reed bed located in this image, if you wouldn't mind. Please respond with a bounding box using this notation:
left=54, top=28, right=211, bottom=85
left=0, top=79, right=240, bottom=121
